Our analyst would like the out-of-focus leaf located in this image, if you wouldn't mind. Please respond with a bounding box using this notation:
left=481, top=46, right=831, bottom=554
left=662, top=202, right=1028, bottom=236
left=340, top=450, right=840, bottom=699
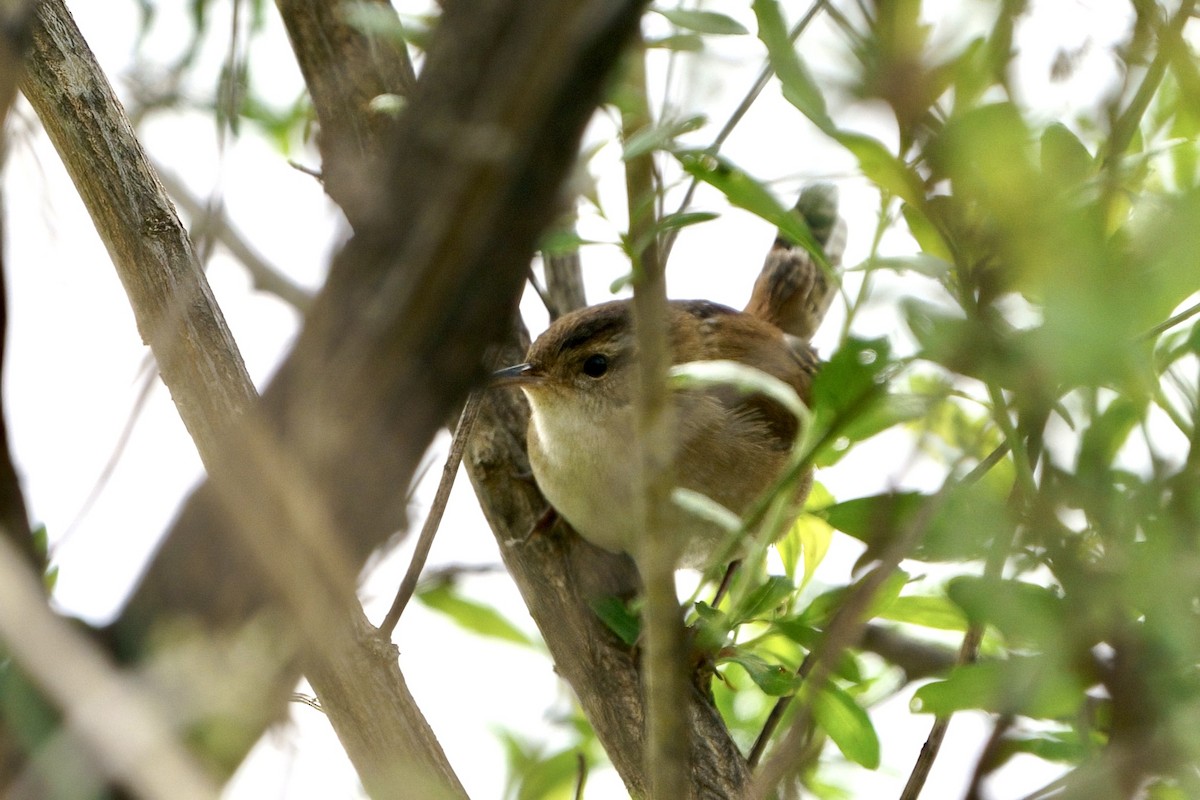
left=817, top=480, right=1012, bottom=563
left=794, top=570, right=909, bottom=629
left=1076, top=396, right=1144, bottom=484
left=516, top=748, right=586, bottom=800
left=1003, top=729, right=1097, bottom=764
left=417, top=583, right=534, bottom=647
left=778, top=483, right=834, bottom=586
left=538, top=227, right=593, bottom=257
left=655, top=7, right=748, bottom=35
left=947, top=577, right=1066, bottom=649
left=730, top=575, right=794, bottom=624
left=912, top=657, right=1086, bottom=719
left=646, top=33, right=704, bottom=51
left=590, top=596, right=640, bottom=647
left=809, top=337, right=892, bottom=451
left=812, top=683, right=881, bottom=769
left=1041, top=123, right=1094, bottom=186
left=901, top=203, right=954, bottom=262
left=877, top=594, right=968, bottom=631
left=622, top=115, right=706, bottom=160
left=752, top=0, right=830, bottom=127
left=815, top=392, right=930, bottom=467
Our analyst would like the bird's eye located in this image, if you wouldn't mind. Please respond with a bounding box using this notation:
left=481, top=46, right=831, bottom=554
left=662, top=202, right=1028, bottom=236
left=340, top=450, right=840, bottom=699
left=582, top=354, right=609, bottom=378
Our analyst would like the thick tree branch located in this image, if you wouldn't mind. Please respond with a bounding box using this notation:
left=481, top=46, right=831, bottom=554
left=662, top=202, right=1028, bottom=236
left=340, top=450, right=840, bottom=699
left=20, top=0, right=258, bottom=468
left=100, top=0, right=650, bottom=790
left=275, top=0, right=416, bottom=223
left=466, top=331, right=752, bottom=799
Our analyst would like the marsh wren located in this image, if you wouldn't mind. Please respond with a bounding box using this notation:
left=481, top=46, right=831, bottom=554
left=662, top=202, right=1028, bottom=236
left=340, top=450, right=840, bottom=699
left=497, top=186, right=843, bottom=569
left=495, top=299, right=817, bottom=568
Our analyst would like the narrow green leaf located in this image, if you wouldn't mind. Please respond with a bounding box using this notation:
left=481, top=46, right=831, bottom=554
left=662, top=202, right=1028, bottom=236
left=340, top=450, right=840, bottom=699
left=833, top=130, right=924, bottom=206
left=622, top=115, right=706, bottom=160
left=813, top=683, right=881, bottom=769
left=417, top=583, right=534, bottom=647
left=752, top=0, right=832, bottom=130
left=655, top=7, right=748, bottom=36
left=591, top=596, right=641, bottom=646
left=677, top=153, right=830, bottom=269
left=646, top=33, right=705, bottom=51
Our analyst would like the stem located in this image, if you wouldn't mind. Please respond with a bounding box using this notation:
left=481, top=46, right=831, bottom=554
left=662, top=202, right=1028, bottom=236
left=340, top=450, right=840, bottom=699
left=623, top=37, right=691, bottom=799
left=380, top=392, right=483, bottom=639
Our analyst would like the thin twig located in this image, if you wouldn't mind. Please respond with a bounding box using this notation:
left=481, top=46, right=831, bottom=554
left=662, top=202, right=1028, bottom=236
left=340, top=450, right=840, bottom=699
left=963, top=714, right=1014, bottom=800
left=660, top=0, right=828, bottom=264
left=154, top=164, right=315, bottom=313
left=901, top=433, right=1025, bottom=799
left=573, top=751, right=588, bottom=800
left=1141, top=297, right=1200, bottom=341
left=379, top=392, right=484, bottom=639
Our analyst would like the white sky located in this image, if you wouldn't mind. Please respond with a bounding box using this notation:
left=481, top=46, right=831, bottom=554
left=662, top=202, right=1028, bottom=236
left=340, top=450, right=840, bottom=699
left=1, top=1, right=1147, bottom=798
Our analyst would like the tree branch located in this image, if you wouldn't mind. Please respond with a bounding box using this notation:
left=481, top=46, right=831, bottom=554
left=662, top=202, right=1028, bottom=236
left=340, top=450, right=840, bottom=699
left=465, top=329, right=753, bottom=798
left=20, top=0, right=258, bottom=470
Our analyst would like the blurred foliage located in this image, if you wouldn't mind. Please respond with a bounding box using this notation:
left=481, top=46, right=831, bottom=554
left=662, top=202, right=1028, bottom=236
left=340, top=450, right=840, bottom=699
left=110, top=0, right=1200, bottom=796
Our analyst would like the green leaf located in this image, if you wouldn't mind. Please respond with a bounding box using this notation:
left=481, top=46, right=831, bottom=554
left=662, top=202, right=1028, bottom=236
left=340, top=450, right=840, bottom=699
left=590, top=595, right=641, bottom=646
left=865, top=255, right=952, bottom=279
left=1076, top=396, right=1144, bottom=484
left=818, top=481, right=1012, bottom=563
left=669, top=359, right=808, bottom=424
left=810, top=337, right=891, bottom=427
left=417, top=583, right=534, bottom=647
left=877, top=595, right=968, bottom=631
left=795, top=570, right=910, bottom=628
left=538, top=227, right=592, bottom=257
left=677, top=153, right=830, bottom=269
left=1041, top=122, right=1094, bottom=186
left=832, top=130, right=924, bottom=206
left=724, top=651, right=800, bottom=696
left=622, top=115, right=706, bottom=160
left=516, top=748, right=587, bottom=800
left=730, top=575, right=794, bottom=624
left=777, top=484, right=834, bottom=586
left=752, top=0, right=831, bottom=129
left=815, top=392, right=929, bottom=467
left=812, top=683, right=881, bottom=769
left=912, top=657, right=1086, bottom=719
left=947, top=577, right=1066, bottom=649
left=655, top=7, right=748, bottom=36
left=901, top=203, right=954, bottom=262
left=646, top=33, right=705, bottom=51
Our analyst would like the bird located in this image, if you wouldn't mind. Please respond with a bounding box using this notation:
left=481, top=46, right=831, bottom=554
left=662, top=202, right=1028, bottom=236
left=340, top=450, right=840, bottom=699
left=493, top=300, right=815, bottom=569
left=495, top=185, right=842, bottom=571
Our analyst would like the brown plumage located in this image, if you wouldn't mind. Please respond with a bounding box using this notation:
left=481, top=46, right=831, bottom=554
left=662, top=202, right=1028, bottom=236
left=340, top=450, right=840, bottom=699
left=501, top=299, right=815, bottom=568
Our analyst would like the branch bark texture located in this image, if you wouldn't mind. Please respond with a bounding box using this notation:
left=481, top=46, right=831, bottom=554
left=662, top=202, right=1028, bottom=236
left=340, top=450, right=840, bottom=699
left=20, top=0, right=258, bottom=468
left=466, top=333, right=753, bottom=799
left=101, top=0, right=649, bottom=788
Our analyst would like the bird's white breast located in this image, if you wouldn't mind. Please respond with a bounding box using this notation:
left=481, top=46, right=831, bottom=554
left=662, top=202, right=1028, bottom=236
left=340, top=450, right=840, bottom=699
left=524, top=393, right=641, bottom=556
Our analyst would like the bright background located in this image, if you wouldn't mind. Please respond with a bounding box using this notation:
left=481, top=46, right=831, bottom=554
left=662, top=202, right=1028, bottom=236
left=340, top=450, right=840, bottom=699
left=3, top=1, right=1133, bottom=797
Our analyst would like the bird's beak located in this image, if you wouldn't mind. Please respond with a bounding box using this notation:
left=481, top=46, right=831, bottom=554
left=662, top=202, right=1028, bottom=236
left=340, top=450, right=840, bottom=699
left=491, top=362, right=546, bottom=387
